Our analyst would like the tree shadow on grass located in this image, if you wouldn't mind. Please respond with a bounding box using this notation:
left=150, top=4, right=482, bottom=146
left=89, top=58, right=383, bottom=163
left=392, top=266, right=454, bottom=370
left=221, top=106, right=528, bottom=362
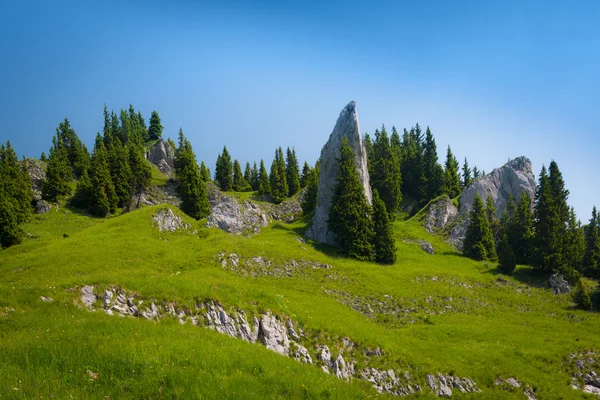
left=482, top=265, right=551, bottom=289
left=270, top=223, right=345, bottom=259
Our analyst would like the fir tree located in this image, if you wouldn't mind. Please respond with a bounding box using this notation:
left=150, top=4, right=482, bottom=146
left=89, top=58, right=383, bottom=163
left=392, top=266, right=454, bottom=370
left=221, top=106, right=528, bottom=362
left=199, top=161, right=211, bottom=182
left=174, top=129, right=210, bottom=219
left=42, top=137, right=73, bottom=201
left=328, top=137, right=374, bottom=261
left=55, top=118, right=89, bottom=178
left=40, top=152, right=47, bottom=162
left=127, top=143, right=152, bottom=210
left=269, top=147, right=288, bottom=203
left=148, top=110, right=163, bottom=140
left=472, top=166, right=481, bottom=180
left=400, top=127, right=425, bottom=204
left=0, top=192, right=22, bottom=249
left=562, top=207, right=585, bottom=278
left=257, top=159, right=270, bottom=197
left=286, top=147, right=301, bottom=196
left=89, top=135, right=118, bottom=216
left=422, top=127, right=443, bottom=201
left=302, top=160, right=319, bottom=214
left=372, top=190, right=396, bottom=264
left=583, top=206, right=600, bottom=276
left=71, top=169, right=93, bottom=208
left=243, top=162, right=252, bottom=188
left=300, top=161, right=311, bottom=188
left=463, top=194, right=497, bottom=261
left=0, top=142, right=33, bottom=223
left=442, top=146, right=461, bottom=198
left=215, top=146, right=233, bottom=191
left=371, top=126, right=402, bottom=214
left=462, top=157, right=472, bottom=189
left=107, top=137, right=132, bottom=207
left=250, top=162, right=259, bottom=191
left=485, top=196, right=500, bottom=240
left=513, top=193, right=533, bottom=265
left=233, top=159, right=251, bottom=191
left=498, top=233, right=517, bottom=274
left=364, top=133, right=374, bottom=176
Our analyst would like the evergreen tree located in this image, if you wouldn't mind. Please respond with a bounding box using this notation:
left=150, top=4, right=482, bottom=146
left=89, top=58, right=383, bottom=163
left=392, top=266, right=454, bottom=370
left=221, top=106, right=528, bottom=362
left=328, top=137, right=374, bottom=261
left=40, top=152, right=47, bottom=162
left=300, top=161, right=311, bottom=188
left=472, top=166, right=481, bottom=180
left=302, top=160, right=319, bottom=214
left=0, top=142, right=33, bottom=223
left=485, top=196, right=500, bottom=240
left=89, top=134, right=118, bottom=216
left=400, top=127, right=425, bottom=203
left=199, top=161, right=211, bottom=182
left=126, top=143, right=152, bottom=210
left=233, top=159, right=251, bottom=191
left=513, top=193, right=534, bottom=265
left=462, top=157, right=472, bottom=189
left=243, top=162, right=252, bottom=188
left=250, top=162, right=259, bottom=191
left=583, top=206, right=600, bottom=276
left=442, top=146, right=461, bottom=198
left=174, top=129, right=210, bottom=219
left=573, top=280, right=592, bottom=310
left=498, top=233, right=517, bottom=274
left=422, top=127, right=443, bottom=201
left=563, top=207, right=585, bottom=277
left=71, top=169, right=93, bottom=208
left=370, top=126, right=402, bottom=214
left=0, top=192, right=22, bottom=249
left=257, top=159, right=270, bottom=197
left=372, top=190, right=396, bottom=264
left=364, top=133, right=374, bottom=177
left=55, top=118, right=89, bottom=178
left=286, top=147, right=301, bottom=196
left=42, top=137, right=73, bottom=201
left=148, top=110, right=163, bottom=140
left=106, top=137, right=132, bottom=207
left=269, top=147, right=288, bottom=203
left=463, top=194, right=497, bottom=261
left=215, top=146, right=233, bottom=191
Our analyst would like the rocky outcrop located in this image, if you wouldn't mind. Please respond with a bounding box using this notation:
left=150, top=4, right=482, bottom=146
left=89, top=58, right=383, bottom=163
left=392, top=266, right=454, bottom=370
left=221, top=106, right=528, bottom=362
left=306, top=101, right=371, bottom=245
left=425, top=196, right=458, bottom=234
left=24, top=158, right=51, bottom=213
left=549, top=272, right=571, bottom=294
left=152, top=208, right=191, bottom=232
left=570, top=351, right=600, bottom=397
left=426, top=373, right=480, bottom=397
left=146, top=140, right=175, bottom=177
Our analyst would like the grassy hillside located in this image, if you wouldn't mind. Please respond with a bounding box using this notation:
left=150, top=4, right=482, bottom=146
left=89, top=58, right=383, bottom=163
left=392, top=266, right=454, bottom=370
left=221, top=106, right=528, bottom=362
left=1, top=199, right=599, bottom=399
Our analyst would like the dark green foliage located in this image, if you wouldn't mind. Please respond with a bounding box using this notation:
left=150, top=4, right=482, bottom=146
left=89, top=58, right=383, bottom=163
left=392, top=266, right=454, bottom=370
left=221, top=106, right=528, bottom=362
left=498, top=233, right=517, bottom=274
left=485, top=196, right=500, bottom=240
left=422, top=127, right=443, bottom=202
left=370, top=126, right=402, bottom=214
left=71, top=169, right=93, bottom=209
left=372, top=190, right=396, bottom=264
left=215, top=147, right=233, bottom=191
left=106, top=138, right=132, bottom=207
left=199, top=161, right=211, bottom=182
left=573, top=280, right=592, bottom=310
left=286, top=148, right=301, bottom=197
left=442, top=146, right=461, bottom=199
left=400, top=126, right=425, bottom=204
left=0, top=192, right=22, bottom=249
left=55, top=118, right=89, bottom=178
left=583, top=206, right=600, bottom=276
left=0, top=142, right=33, bottom=224
left=40, top=152, right=47, bottom=162
left=258, top=160, right=270, bottom=197
left=174, top=129, right=210, bottom=219
left=328, top=137, right=374, bottom=261
left=233, top=160, right=251, bottom=192
left=148, top=110, right=163, bottom=140
left=462, top=157, right=472, bottom=189
left=126, top=143, right=152, bottom=210
left=514, top=193, right=534, bottom=264
left=243, top=162, right=252, bottom=189
left=364, top=133, right=374, bottom=177
left=472, top=166, right=481, bottom=179
left=464, top=194, right=497, bottom=261
left=89, top=135, right=118, bottom=216
left=302, top=160, right=319, bottom=214
left=42, top=138, right=73, bottom=202
left=250, top=162, right=259, bottom=191
left=563, top=207, right=585, bottom=275
left=269, top=147, right=288, bottom=204
left=300, top=161, right=311, bottom=189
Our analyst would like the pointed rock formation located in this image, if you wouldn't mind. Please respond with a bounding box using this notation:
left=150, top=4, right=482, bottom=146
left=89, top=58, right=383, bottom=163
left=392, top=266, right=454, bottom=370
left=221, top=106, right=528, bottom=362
left=146, top=139, right=175, bottom=177
left=306, top=101, right=372, bottom=245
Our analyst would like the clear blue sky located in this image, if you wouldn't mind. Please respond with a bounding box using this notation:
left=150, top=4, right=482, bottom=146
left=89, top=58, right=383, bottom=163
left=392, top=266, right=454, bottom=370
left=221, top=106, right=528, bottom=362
left=1, top=1, right=598, bottom=219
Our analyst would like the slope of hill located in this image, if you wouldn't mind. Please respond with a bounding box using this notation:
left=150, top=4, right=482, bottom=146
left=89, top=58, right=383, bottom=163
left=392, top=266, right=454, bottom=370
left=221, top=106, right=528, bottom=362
left=1, top=197, right=599, bottom=399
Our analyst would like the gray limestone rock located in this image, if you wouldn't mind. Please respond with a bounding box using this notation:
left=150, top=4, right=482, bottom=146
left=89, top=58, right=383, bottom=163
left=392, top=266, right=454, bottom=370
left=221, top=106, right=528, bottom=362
left=153, top=208, right=191, bottom=232
left=306, top=101, right=372, bottom=245
left=257, top=312, right=290, bottom=356
left=292, top=344, right=313, bottom=364
left=80, top=286, right=97, bottom=308
left=206, top=192, right=268, bottom=235
left=549, top=272, right=571, bottom=294
left=146, top=140, right=175, bottom=177
left=418, top=240, right=435, bottom=255
left=206, top=302, right=238, bottom=337
left=425, top=196, right=458, bottom=233
left=35, top=199, right=51, bottom=214
left=331, top=354, right=353, bottom=380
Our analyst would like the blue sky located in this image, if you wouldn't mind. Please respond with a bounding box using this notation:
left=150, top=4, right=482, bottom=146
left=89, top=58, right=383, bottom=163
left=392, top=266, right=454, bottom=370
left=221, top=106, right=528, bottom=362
left=1, top=1, right=598, bottom=219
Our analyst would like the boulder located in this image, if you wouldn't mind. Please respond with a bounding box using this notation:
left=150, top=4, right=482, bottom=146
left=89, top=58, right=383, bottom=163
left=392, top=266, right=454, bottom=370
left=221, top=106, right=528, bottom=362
left=549, top=272, right=571, bottom=294
left=425, top=196, right=458, bottom=233
left=35, top=200, right=51, bottom=214
left=146, top=140, right=175, bottom=177
left=257, top=312, right=290, bottom=356
left=306, top=101, right=371, bottom=245
left=153, top=208, right=191, bottom=232
left=80, top=286, right=96, bottom=308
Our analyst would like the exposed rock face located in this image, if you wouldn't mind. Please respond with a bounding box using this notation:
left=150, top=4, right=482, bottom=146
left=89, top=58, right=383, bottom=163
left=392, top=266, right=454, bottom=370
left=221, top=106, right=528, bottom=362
left=35, top=200, right=51, bottom=214
left=549, top=272, right=571, bottom=294
left=426, top=373, right=480, bottom=397
left=306, top=101, right=372, bottom=245
left=146, top=140, right=175, bottom=177
left=418, top=240, right=435, bottom=255
left=459, top=156, right=535, bottom=217
left=152, top=208, right=191, bottom=232
left=257, top=312, right=290, bottom=356
left=425, top=196, right=458, bottom=234
left=24, top=158, right=50, bottom=213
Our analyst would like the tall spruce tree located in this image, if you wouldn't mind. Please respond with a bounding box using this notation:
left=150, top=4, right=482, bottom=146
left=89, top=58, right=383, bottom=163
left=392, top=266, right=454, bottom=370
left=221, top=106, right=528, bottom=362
left=148, top=111, right=163, bottom=140
left=126, top=143, right=152, bottom=210
left=243, top=162, right=252, bottom=188
left=269, top=147, right=288, bottom=204
left=0, top=191, right=22, bottom=249
left=42, top=137, right=73, bottom=201
left=0, top=142, right=33, bottom=224
left=562, top=207, right=585, bottom=279
left=199, top=161, right=211, bottom=182
left=300, top=161, right=311, bottom=188
left=400, top=127, right=425, bottom=203
left=422, top=127, right=443, bottom=201
left=302, top=159, right=319, bottom=214
left=462, top=157, right=472, bottom=189
left=513, top=193, right=534, bottom=265
left=463, top=194, right=497, bottom=261
left=106, top=137, right=132, bottom=207
left=442, top=146, right=461, bottom=198
left=89, top=135, right=118, bottom=216
left=71, top=168, right=93, bottom=209
left=372, top=190, right=396, bottom=264
left=370, top=126, right=402, bottom=214
left=473, top=166, right=481, bottom=180
left=55, top=118, right=89, bottom=178
left=215, top=146, right=233, bottom=191
left=583, top=206, right=600, bottom=276
left=364, top=133, right=374, bottom=177
left=328, top=137, right=374, bottom=261
left=250, top=162, right=259, bottom=191
left=233, top=159, right=251, bottom=192
left=485, top=196, right=500, bottom=240
left=174, top=129, right=210, bottom=219
left=286, top=147, right=301, bottom=197
left=258, top=159, right=270, bottom=197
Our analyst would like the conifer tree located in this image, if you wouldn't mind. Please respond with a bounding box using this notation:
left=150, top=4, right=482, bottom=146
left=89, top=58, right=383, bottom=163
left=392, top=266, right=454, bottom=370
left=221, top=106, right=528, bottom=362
left=0, top=192, right=22, bottom=249
left=485, top=196, right=500, bottom=240
left=71, top=169, right=93, bottom=209
left=106, top=137, right=132, bottom=207
left=286, top=147, right=301, bottom=196
left=463, top=194, right=497, bottom=261
left=55, top=118, right=89, bottom=178
left=442, top=146, right=461, bottom=198
left=563, top=207, right=585, bottom=277
left=472, top=166, right=481, bottom=180
left=300, top=161, right=311, bottom=188
left=0, top=142, right=33, bottom=224
left=513, top=193, right=533, bottom=265
left=372, top=190, right=396, bottom=264
left=250, top=162, right=259, bottom=191
left=148, top=110, right=163, bottom=140
left=89, top=134, right=118, bottom=216
left=215, top=146, right=233, bottom=191
left=269, top=147, right=288, bottom=203
left=583, top=206, right=600, bottom=276
left=573, top=280, right=592, bottom=310
left=302, top=160, right=319, bottom=214
left=371, top=126, right=402, bottom=214
left=364, top=133, right=374, bottom=176
left=258, top=160, right=270, bottom=197
left=42, top=137, right=73, bottom=201
left=400, top=127, right=425, bottom=203
left=328, top=137, right=374, bottom=261
left=243, top=162, right=252, bottom=188
left=127, top=143, right=152, bottom=210
left=199, top=161, right=211, bottom=182
left=422, top=127, right=443, bottom=201
left=462, top=157, right=472, bottom=189
left=174, top=129, right=210, bottom=219
left=40, top=152, right=47, bottom=162
left=233, top=159, right=251, bottom=191
left=498, top=232, right=517, bottom=274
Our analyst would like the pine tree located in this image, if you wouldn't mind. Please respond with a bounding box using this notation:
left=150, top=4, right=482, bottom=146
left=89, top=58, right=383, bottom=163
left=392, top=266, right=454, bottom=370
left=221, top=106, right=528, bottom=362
left=462, top=157, right=472, bottom=189
left=562, top=207, right=585, bottom=279
left=442, top=146, right=461, bottom=198
left=364, top=133, right=374, bottom=177
left=485, top=196, right=500, bottom=240
left=40, top=152, right=47, bottom=162
left=300, top=161, right=311, bottom=188
left=233, top=159, right=251, bottom=191
left=372, top=190, right=396, bottom=264
left=463, top=194, right=497, bottom=261
left=302, top=160, right=319, bottom=214
left=250, top=162, right=259, bottom=191
left=258, top=160, right=270, bottom=197
left=148, top=110, right=163, bottom=140
left=106, top=137, right=132, bottom=207
left=472, top=166, right=481, bottom=180
left=513, top=193, right=533, bottom=265
left=422, top=127, right=443, bottom=201
left=55, top=118, right=89, bottom=178
left=370, top=126, right=402, bottom=214
left=0, top=142, right=33, bottom=224
left=199, top=161, right=211, bottom=182
left=498, top=233, right=517, bottom=274
left=243, top=162, right=252, bottom=188
left=89, top=135, right=118, bottom=216
left=42, top=137, right=73, bottom=201
left=286, top=147, right=301, bottom=196
left=269, top=147, right=288, bottom=203
left=0, top=192, right=22, bottom=249
left=126, top=143, right=152, bottom=210
left=215, top=146, right=233, bottom=191
left=328, top=137, right=374, bottom=261
left=583, top=206, right=600, bottom=277
left=71, top=169, right=93, bottom=209
left=400, top=127, right=425, bottom=203
left=174, top=129, right=210, bottom=219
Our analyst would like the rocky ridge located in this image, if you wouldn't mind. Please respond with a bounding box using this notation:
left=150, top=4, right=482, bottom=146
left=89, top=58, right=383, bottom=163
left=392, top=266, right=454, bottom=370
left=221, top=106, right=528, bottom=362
left=24, top=158, right=52, bottom=214
left=78, top=284, right=483, bottom=397
left=146, top=139, right=175, bottom=177
left=306, top=101, right=372, bottom=246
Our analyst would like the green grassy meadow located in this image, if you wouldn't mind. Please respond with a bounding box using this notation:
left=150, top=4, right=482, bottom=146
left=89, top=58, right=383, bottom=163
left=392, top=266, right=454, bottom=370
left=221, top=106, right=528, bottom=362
left=1, top=197, right=599, bottom=399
